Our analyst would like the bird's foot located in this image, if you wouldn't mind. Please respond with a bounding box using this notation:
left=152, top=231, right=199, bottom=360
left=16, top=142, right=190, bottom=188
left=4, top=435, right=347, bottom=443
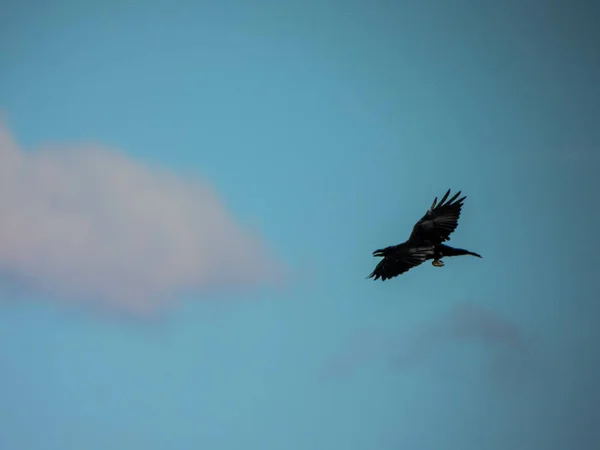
left=432, top=259, right=445, bottom=267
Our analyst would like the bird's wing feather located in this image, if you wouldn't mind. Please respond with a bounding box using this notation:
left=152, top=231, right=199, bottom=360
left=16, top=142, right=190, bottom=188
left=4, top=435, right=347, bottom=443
left=408, top=189, right=466, bottom=245
left=367, top=246, right=434, bottom=281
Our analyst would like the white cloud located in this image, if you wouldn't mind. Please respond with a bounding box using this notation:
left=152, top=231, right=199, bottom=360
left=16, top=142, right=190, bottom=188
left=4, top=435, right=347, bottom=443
left=0, top=121, right=282, bottom=314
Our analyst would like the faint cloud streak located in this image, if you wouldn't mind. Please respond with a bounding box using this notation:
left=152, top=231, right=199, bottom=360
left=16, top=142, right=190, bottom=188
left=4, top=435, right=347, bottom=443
left=325, top=301, right=533, bottom=388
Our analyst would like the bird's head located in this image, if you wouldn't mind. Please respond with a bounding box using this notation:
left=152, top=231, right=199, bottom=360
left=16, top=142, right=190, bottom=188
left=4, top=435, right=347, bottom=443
left=372, top=248, right=388, bottom=258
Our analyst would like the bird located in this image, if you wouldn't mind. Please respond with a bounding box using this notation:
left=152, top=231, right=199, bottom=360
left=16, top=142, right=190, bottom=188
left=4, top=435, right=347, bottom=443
left=368, top=189, right=482, bottom=281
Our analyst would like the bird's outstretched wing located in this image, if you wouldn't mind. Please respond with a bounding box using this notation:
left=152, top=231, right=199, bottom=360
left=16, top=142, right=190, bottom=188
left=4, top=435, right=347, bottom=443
left=367, top=246, right=434, bottom=281
left=408, top=189, right=466, bottom=245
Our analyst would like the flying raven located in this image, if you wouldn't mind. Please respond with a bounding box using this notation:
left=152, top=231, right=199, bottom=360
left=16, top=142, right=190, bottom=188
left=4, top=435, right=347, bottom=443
left=368, top=189, right=482, bottom=281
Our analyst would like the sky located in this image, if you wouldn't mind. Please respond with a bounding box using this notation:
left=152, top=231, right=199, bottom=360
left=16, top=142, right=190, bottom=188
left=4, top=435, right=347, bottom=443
left=1, top=0, right=599, bottom=449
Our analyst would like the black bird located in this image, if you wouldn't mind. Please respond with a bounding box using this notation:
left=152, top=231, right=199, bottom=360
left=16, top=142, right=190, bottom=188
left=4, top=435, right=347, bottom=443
left=368, top=189, right=482, bottom=281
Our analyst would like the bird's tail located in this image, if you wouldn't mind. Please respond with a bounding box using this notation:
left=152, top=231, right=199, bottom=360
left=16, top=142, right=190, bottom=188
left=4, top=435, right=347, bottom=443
left=438, top=244, right=482, bottom=258
left=459, top=249, right=482, bottom=258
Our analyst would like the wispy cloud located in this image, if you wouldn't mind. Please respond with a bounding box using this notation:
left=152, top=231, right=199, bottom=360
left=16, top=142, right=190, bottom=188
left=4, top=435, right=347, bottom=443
left=325, top=301, right=533, bottom=387
left=0, top=120, right=283, bottom=314
left=392, top=301, right=532, bottom=387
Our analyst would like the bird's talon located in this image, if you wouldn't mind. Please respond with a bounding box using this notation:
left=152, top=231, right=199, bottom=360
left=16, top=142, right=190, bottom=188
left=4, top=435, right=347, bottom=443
left=432, top=259, right=444, bottom=267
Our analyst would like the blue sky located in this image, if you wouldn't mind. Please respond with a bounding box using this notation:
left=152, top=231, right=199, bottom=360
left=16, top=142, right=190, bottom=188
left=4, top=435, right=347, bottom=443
left=1, top=0, right=599, bottom=449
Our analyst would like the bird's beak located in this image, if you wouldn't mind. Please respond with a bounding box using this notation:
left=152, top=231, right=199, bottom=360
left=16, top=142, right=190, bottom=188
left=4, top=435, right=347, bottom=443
left=373, top=249, right=384, bottom=258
